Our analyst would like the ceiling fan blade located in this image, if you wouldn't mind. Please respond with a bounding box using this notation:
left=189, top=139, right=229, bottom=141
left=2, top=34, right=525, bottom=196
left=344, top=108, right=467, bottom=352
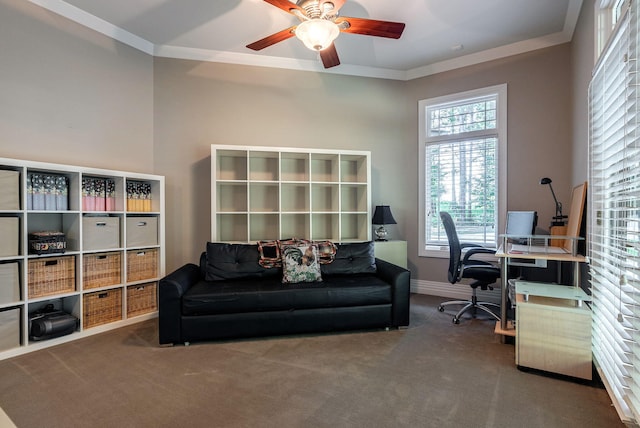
left=263, top=0, right=304, bottom=15
left=337, top=17, right=406, bottom=39
left=246, top=26, right=297, bottom=51
left=319, top=44, right=340, bottom=68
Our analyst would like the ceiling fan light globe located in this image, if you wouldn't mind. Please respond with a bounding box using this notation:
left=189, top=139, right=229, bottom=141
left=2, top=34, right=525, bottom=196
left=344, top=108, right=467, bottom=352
left=295, top=19, right=339, bottom=51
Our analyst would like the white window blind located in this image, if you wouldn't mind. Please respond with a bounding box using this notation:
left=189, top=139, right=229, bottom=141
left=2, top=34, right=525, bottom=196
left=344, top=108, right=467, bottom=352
left=589, top=1, right=640, bottom=423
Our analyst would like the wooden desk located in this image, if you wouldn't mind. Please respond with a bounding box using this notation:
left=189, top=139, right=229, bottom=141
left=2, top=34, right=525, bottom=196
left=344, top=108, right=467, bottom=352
left=495, top=238, right=586, bottom=333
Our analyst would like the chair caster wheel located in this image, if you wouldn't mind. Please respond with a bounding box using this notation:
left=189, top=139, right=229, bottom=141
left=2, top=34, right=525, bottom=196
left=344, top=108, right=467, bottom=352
left=453, top=317, right=460, bottom=324
left=438, top=305, right=444, bottom=312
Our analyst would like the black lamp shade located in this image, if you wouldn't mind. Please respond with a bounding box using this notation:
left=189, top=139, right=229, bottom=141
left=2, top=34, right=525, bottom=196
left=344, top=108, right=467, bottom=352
left=372, top=205, right=397, bottom=225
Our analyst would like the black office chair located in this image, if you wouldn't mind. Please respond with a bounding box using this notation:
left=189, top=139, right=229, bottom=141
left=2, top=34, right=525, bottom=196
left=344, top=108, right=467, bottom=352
left=438, top=211, right=501, bottom=324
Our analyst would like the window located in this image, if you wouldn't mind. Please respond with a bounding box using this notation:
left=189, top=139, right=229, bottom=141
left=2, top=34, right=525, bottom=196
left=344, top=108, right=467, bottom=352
left=418, top=85, right=507, bottom=257
left=595, top=0, right=629, bottom=60
left=589, top=1, right=640, bottom=424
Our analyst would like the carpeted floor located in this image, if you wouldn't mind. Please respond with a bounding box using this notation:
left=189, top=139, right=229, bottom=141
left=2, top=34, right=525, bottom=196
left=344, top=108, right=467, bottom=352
left=0, top=294, right=623, bottom=428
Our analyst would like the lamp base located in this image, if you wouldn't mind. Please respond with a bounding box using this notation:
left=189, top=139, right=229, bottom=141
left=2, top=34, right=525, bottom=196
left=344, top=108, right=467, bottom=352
left=374, top=226, right=388, bottom=241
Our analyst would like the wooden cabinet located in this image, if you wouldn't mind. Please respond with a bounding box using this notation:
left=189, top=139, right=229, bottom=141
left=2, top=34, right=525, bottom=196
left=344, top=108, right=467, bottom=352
left=0, top=157, right=164, bottom=360
left=211, top=145, right=371, bottom=243
left=515, top=281, right=592, bottom=380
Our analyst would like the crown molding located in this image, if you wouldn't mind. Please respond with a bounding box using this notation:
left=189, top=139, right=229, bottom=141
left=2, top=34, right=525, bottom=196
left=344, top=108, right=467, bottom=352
left=28, top=0, right=583, bottom=82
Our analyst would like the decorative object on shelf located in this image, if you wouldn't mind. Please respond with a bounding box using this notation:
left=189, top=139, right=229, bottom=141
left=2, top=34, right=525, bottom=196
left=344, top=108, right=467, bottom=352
left=29, top=173, right=68, bottom=211
left=372, top=205, right=397, bottom=241
left=127, top=181, right=153, bottom=212
left=539, top=177, right=567, bottom=227
left=28, top=231, right=66, bottom=255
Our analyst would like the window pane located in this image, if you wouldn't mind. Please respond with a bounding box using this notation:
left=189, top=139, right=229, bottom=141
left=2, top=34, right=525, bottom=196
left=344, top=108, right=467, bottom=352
left=425, top=137, right=497, bottom=245
left=428, top=99, right=497, bottom=136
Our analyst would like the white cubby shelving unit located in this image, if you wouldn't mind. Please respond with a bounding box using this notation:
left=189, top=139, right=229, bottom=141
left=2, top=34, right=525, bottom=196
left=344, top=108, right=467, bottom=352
left=0, top=157, right=165, bottom=360
left=211, top=145, right=371, bottom=243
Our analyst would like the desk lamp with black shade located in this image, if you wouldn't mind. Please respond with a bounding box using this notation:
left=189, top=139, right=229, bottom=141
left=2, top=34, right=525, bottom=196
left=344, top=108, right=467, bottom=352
left=372, top=205, right=397, bottom=241
left=540, top=177, right=568, bottom=246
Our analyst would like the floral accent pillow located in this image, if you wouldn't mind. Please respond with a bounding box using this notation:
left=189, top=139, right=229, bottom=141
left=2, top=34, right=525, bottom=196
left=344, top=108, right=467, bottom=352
left=281, top=243, right=323, bottom=284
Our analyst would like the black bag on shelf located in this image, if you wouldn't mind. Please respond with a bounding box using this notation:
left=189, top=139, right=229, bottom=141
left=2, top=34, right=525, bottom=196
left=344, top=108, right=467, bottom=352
left=29, top=304, right=78, bottom=341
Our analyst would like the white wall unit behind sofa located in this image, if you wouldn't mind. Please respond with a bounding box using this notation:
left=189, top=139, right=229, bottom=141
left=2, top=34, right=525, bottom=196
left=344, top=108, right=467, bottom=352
left=211, top=145, right=371, bottom=243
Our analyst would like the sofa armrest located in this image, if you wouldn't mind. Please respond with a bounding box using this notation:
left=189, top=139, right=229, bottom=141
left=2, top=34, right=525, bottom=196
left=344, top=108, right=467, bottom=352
left=375, top=258, right=411, bottom=327
left=158, top=263, right=201, bottom=345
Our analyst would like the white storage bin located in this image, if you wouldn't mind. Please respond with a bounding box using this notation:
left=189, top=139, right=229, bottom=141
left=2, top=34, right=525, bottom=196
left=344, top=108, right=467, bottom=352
left=0, top=170, right=20, bottom=210
left=126, top=217, right=158, bottom=247
left=0, top=217, right=19, bottom=257
left=0, top=263, right=20, bottom=304
left=83, top=216, right=120, bottom=251
left=0, top=307, right=21, bottom=351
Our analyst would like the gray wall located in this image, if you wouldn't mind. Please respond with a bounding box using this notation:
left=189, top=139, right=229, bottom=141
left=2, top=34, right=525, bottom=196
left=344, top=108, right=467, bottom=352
left=1, top=0, right=590, bottom=283
left=0, top=0, right=154, bottom=172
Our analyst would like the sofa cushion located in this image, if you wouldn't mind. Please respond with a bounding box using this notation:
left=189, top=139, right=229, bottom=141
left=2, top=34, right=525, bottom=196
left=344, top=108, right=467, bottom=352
left=182, top=274, right=391, bottom=316
left=281, top=243, right=322, bottom=284
left=320, top=241, right=377, bottom=276
left=205, top=242, right=278, bottom=281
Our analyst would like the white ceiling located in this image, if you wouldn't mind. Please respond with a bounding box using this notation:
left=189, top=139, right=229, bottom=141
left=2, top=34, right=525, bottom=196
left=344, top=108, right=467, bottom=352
left=28, top=0, right=584, bottom=80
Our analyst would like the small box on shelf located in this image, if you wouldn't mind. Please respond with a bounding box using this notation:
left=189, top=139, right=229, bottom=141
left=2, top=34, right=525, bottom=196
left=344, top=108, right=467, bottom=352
left=28, top=231, right=66, bottom=255
left=0, top=262, right=20, bottom=304
left=126, top=181, right=153, bottom=212
left=83, top=288, right=122, bottom=329
left=83, top=252, right=121, bottom=289
left=0, top=169, right=20, bottom=210
left=126, top=282, right=157, bottom=318
left=0, top=307, right=21, bottom=351
left=126, top=217, right=158, bottom=247
left=28, top=172, right=69, bottom=211
left=0, top=217, right=19, bottom=257
left=82, top=216, right=120, bottom=251
left=126, top=248, right=158, bottom=282
left=27, top=255, right=75, bottom=298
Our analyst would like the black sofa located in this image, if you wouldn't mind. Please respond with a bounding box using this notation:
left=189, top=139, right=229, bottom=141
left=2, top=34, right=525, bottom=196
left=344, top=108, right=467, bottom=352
left=159, top=241, right=410, bottom=345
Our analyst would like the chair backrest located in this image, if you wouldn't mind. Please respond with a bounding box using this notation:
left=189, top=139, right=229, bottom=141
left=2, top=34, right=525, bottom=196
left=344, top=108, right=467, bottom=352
left=439, top=211, right=461, bottom=284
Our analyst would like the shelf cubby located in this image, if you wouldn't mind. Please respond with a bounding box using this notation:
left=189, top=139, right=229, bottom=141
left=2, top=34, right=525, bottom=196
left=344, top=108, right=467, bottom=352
left=281, top=152, right=310, bottom=182
left=311, top=153, right=339, bottom=182
left=216, top=150, right=248, bottom=181
left=281, top=183, right=310, bottom=212
left=216, top=213, right=248, bottom=242
left=341, top=184, right=368, bottom=212
left=340, top=155, right=368, bottom=183
left=311, top=184, right=339, bottom=212
left=249, top=151, right=279, bottom=181
left=249, top=183, right=279, bottom=212
left=281, top=214, right=310, bottom=239
left=217, top=182, right=248, bottom=212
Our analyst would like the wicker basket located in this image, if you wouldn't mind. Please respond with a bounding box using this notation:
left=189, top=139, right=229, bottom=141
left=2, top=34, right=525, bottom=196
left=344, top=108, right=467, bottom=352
left=126, top=282, right=157, bottom=318
left=28, top=256, right=75, bottom=298
left=83, top=252, right=121, bottom=289
left=126, top=249, right=158, bottom=282
left=83, top=288, right=122, bottom=329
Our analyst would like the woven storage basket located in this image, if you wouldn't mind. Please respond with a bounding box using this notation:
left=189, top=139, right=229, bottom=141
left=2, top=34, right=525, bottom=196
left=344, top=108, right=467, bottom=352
left=126, top=249, right=158, bottom=282
left=83, top=252, right=121, bottom=289
left=127, top=282, right=157, bottom=318
left=83, top=288, right=122, bottom=329
left=28, top=256, right=75, bottom=298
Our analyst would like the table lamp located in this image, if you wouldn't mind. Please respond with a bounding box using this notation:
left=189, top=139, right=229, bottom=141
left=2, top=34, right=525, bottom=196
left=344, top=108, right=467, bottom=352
left=372, top=205, right=397, bottom=241
left=540, top=177, right=567, bottom=226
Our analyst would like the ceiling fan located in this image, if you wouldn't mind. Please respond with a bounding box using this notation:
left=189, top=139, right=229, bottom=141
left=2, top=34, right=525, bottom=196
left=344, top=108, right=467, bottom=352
left=246, top=0, right=406, bottom=68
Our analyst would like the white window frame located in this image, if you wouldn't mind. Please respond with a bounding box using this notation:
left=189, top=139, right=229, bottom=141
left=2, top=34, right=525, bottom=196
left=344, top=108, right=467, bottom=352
left=418, top=84, right=507, bottom=258
left=595, top=0, right=629, bottom=61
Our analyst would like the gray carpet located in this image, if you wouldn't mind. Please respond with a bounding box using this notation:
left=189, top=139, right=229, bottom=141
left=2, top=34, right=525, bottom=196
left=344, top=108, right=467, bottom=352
left=0, top=294, right=623, bottom=428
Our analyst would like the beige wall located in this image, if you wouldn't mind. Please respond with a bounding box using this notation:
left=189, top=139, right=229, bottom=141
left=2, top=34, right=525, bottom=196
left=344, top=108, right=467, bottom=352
left=571, top=0, right=595, bottom=185
left=1, top=0, right=589, bottom=285
left=152, top=59, right=411, bottom=270
left=0, top=0, right=154, bottom=172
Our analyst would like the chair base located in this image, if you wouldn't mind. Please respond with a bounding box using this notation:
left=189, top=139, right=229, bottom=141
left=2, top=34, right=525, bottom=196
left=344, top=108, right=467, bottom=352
left=438, top=294, right=501, bottom=324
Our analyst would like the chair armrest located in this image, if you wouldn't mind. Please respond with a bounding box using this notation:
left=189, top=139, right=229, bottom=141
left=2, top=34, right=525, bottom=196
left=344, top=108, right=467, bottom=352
left=462, top=247, right=496, bottom=264
left=158, top=263, right=201, bottom=345
left=375, top=258, right=411, bottom=327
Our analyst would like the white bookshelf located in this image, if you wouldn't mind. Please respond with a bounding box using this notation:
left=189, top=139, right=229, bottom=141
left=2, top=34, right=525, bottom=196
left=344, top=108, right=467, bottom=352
left=211, top=145, right=371, bottom=243
left=0, top=157, right=165, bottom=360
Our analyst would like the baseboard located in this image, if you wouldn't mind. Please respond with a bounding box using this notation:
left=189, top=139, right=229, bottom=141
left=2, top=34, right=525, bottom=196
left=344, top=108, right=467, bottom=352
left=411, top=279, right=501, bottom=304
